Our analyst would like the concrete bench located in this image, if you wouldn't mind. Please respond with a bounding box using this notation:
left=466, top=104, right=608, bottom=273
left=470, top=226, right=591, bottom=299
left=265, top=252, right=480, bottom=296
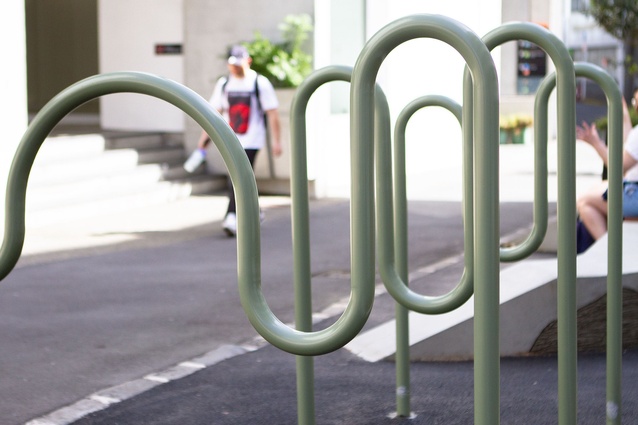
left=346, top=222, right=638, bottom=362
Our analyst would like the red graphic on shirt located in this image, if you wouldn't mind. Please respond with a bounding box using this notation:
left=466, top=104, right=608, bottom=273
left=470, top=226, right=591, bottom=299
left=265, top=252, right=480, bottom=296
left=227, top=92, right=252, bottom=134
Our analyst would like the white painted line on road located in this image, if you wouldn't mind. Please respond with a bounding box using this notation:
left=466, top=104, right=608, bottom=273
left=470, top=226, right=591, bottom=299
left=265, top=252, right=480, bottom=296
left=144, top=374, right=170, bottom=383
left=25, top=398, right=106, bottom=425
left=25, top=343, right=259, bottom=425
left=25, top=420, right=56, bottom=425
left=89, top=394, right=120, bottom=405
left=178, top=361, right=206, bottom=369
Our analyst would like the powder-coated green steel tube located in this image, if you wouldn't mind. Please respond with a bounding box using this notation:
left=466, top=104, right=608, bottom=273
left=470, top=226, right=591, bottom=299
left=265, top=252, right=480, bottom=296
left=536, top=62, right=624, bottom=424
left=480, top=22, right=577, bottom=424
left=592, top=65, right=624, bottom=425
left=241, top=62, right=379, bottom=356
left=353, top=14, right=500, bottom=424
left=291, top=66, right=393, bottom=424
left=383, top=96, right=471, bottom=315
left=573, top=63, right=624, bottom=425
left=290, top=65, right=360, bottom=425
left=0, top=72, right=260, bottom=289
left=388, top=95, right=467, bottom=417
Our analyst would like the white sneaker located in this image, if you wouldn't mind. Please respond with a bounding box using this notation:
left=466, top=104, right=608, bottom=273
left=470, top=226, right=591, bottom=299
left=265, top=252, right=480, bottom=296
left=222, top=212, right=237, bottom=237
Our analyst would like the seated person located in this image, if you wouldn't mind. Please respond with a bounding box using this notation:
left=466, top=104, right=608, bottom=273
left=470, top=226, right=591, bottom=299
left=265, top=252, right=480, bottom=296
left=576, top=89, right=638, bottom=241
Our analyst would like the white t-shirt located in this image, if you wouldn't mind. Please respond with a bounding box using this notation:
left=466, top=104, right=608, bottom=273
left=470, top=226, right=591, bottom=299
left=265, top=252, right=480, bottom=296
left=209, top=69, right=278, bottom=150
left=624, top=126, right=638, bottom=181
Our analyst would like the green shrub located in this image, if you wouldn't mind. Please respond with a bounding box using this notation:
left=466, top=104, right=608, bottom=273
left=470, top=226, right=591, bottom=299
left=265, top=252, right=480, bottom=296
left=243, top=14, right=313, bottom=88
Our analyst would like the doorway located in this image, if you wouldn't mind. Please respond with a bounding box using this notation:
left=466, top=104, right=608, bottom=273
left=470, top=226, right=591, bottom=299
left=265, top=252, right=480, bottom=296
left=25, top=0, right=99, bottom=120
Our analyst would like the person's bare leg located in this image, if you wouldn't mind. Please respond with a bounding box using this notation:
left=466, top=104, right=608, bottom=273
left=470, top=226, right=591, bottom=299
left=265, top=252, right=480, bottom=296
left=577, top=182, right=609, bottom=240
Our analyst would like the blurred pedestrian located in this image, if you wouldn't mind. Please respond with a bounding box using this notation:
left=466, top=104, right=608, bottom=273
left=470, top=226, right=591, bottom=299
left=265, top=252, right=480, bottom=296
left=185, top=45, right=281, bottom=236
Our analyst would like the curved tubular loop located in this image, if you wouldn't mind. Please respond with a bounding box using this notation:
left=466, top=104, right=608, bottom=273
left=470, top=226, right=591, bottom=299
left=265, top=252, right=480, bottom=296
left=465, top=22, right=575, bottom=261
left=0, top=70, right=379, bottom=357
left=378, top=95, right=474, bottom=314
left=0, top=72, right=260, bottom=286
left=477, top=20, right=579, bottom=424
left=289, top=66, right=356, bottom=334
left=536, top=62, right=624, bottom=423
left=238, top=65, right=393, bottom=356
left=464, top=22, right=576, bottom=262
left=287, top=65, right=386, bottom=353
left=288, top=64, right=392, bottom=422
left=354, top=16, right=501, bottom=424
left=356, top=15, right=499, bottom=321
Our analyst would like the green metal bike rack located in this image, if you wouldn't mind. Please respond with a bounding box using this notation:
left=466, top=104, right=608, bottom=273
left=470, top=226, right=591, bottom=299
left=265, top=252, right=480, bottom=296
left=353, top=14, right=500, bottom=424
left=472, top=22, right=576, bottom=264
left=1, top=14, right=624, bottom=425
left=535, top=62, right=624, bottom=424
left=289, top=65, right=390, bottom=424
left=464, top=22, right=577, bottom=424
left=378, top=95, right=469, bottom=417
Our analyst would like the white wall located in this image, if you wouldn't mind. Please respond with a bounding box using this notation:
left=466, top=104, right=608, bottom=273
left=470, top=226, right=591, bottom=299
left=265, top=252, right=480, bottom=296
left=310, top=0, right=503, bottom=198
left=98, top=0, right=184, bottom=132
left=565, top=9, right=623, bottom=90
left=0, top=1, right=28, bottom=237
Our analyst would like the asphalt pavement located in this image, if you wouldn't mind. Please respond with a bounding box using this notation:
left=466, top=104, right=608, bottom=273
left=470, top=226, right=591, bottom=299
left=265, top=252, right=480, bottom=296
left=73, top=342, right=638, bottom=425
left=2, top=137, right=635, bottom=424
left=2, top=193, right=635, bottom=425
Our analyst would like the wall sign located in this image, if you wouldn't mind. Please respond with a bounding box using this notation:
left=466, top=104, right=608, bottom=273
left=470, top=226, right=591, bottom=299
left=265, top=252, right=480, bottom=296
left=517, top=40, right=547, bottom=94
left=155, top=44, right=182, bottom=55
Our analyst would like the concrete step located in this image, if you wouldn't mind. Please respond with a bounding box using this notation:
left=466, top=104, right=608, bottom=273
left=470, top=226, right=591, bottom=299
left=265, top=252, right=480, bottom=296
left=27, top=163, right=195, bottom=211
left=103, top=131, right=182, bottom=150
left=24, top=131, right=227, bottom=227
left=25, top=175, right=226, bottom=228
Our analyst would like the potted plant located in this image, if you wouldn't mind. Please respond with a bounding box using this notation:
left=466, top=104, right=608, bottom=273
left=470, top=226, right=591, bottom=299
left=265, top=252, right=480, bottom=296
left=499, top=113, right=533, bottom=144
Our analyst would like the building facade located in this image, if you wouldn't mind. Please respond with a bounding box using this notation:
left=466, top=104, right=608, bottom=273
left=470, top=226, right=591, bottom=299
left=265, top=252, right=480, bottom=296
left=0, top=0, right=626, bottom=200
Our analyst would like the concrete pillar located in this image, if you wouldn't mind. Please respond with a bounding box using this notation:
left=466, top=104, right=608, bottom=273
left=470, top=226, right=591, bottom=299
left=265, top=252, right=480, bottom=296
left=0, top=1, right=28, bottom=237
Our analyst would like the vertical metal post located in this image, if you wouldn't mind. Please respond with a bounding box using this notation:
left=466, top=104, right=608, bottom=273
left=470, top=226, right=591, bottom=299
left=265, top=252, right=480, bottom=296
left=555, top=54, right=578, bottom=425
left=479, top=23, right=577, bottom=424
left=569, top=63, right=623, bottom=425
left=392, top=105, right=411, bottom=418
left=291, top=66, right=389, bottom=424
left=391, top=95, right=465, bottom=417
left=371, top=87, right=408, bottom=416
left=290, top=74, right=315, bottom=425
left=598, top=66, right=624, bottom=425
left=535, top=62, right=624, bottom=423
left=354, top=14, right=499, bottom=424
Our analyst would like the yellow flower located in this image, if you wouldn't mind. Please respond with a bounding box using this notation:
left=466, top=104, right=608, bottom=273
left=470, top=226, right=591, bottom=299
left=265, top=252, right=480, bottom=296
left=500, top=114, right=533, bottom=130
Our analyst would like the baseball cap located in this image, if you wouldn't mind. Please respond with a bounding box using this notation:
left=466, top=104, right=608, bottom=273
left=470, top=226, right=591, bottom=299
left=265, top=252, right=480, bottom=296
left=228, top=45, right=249, bottom=65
